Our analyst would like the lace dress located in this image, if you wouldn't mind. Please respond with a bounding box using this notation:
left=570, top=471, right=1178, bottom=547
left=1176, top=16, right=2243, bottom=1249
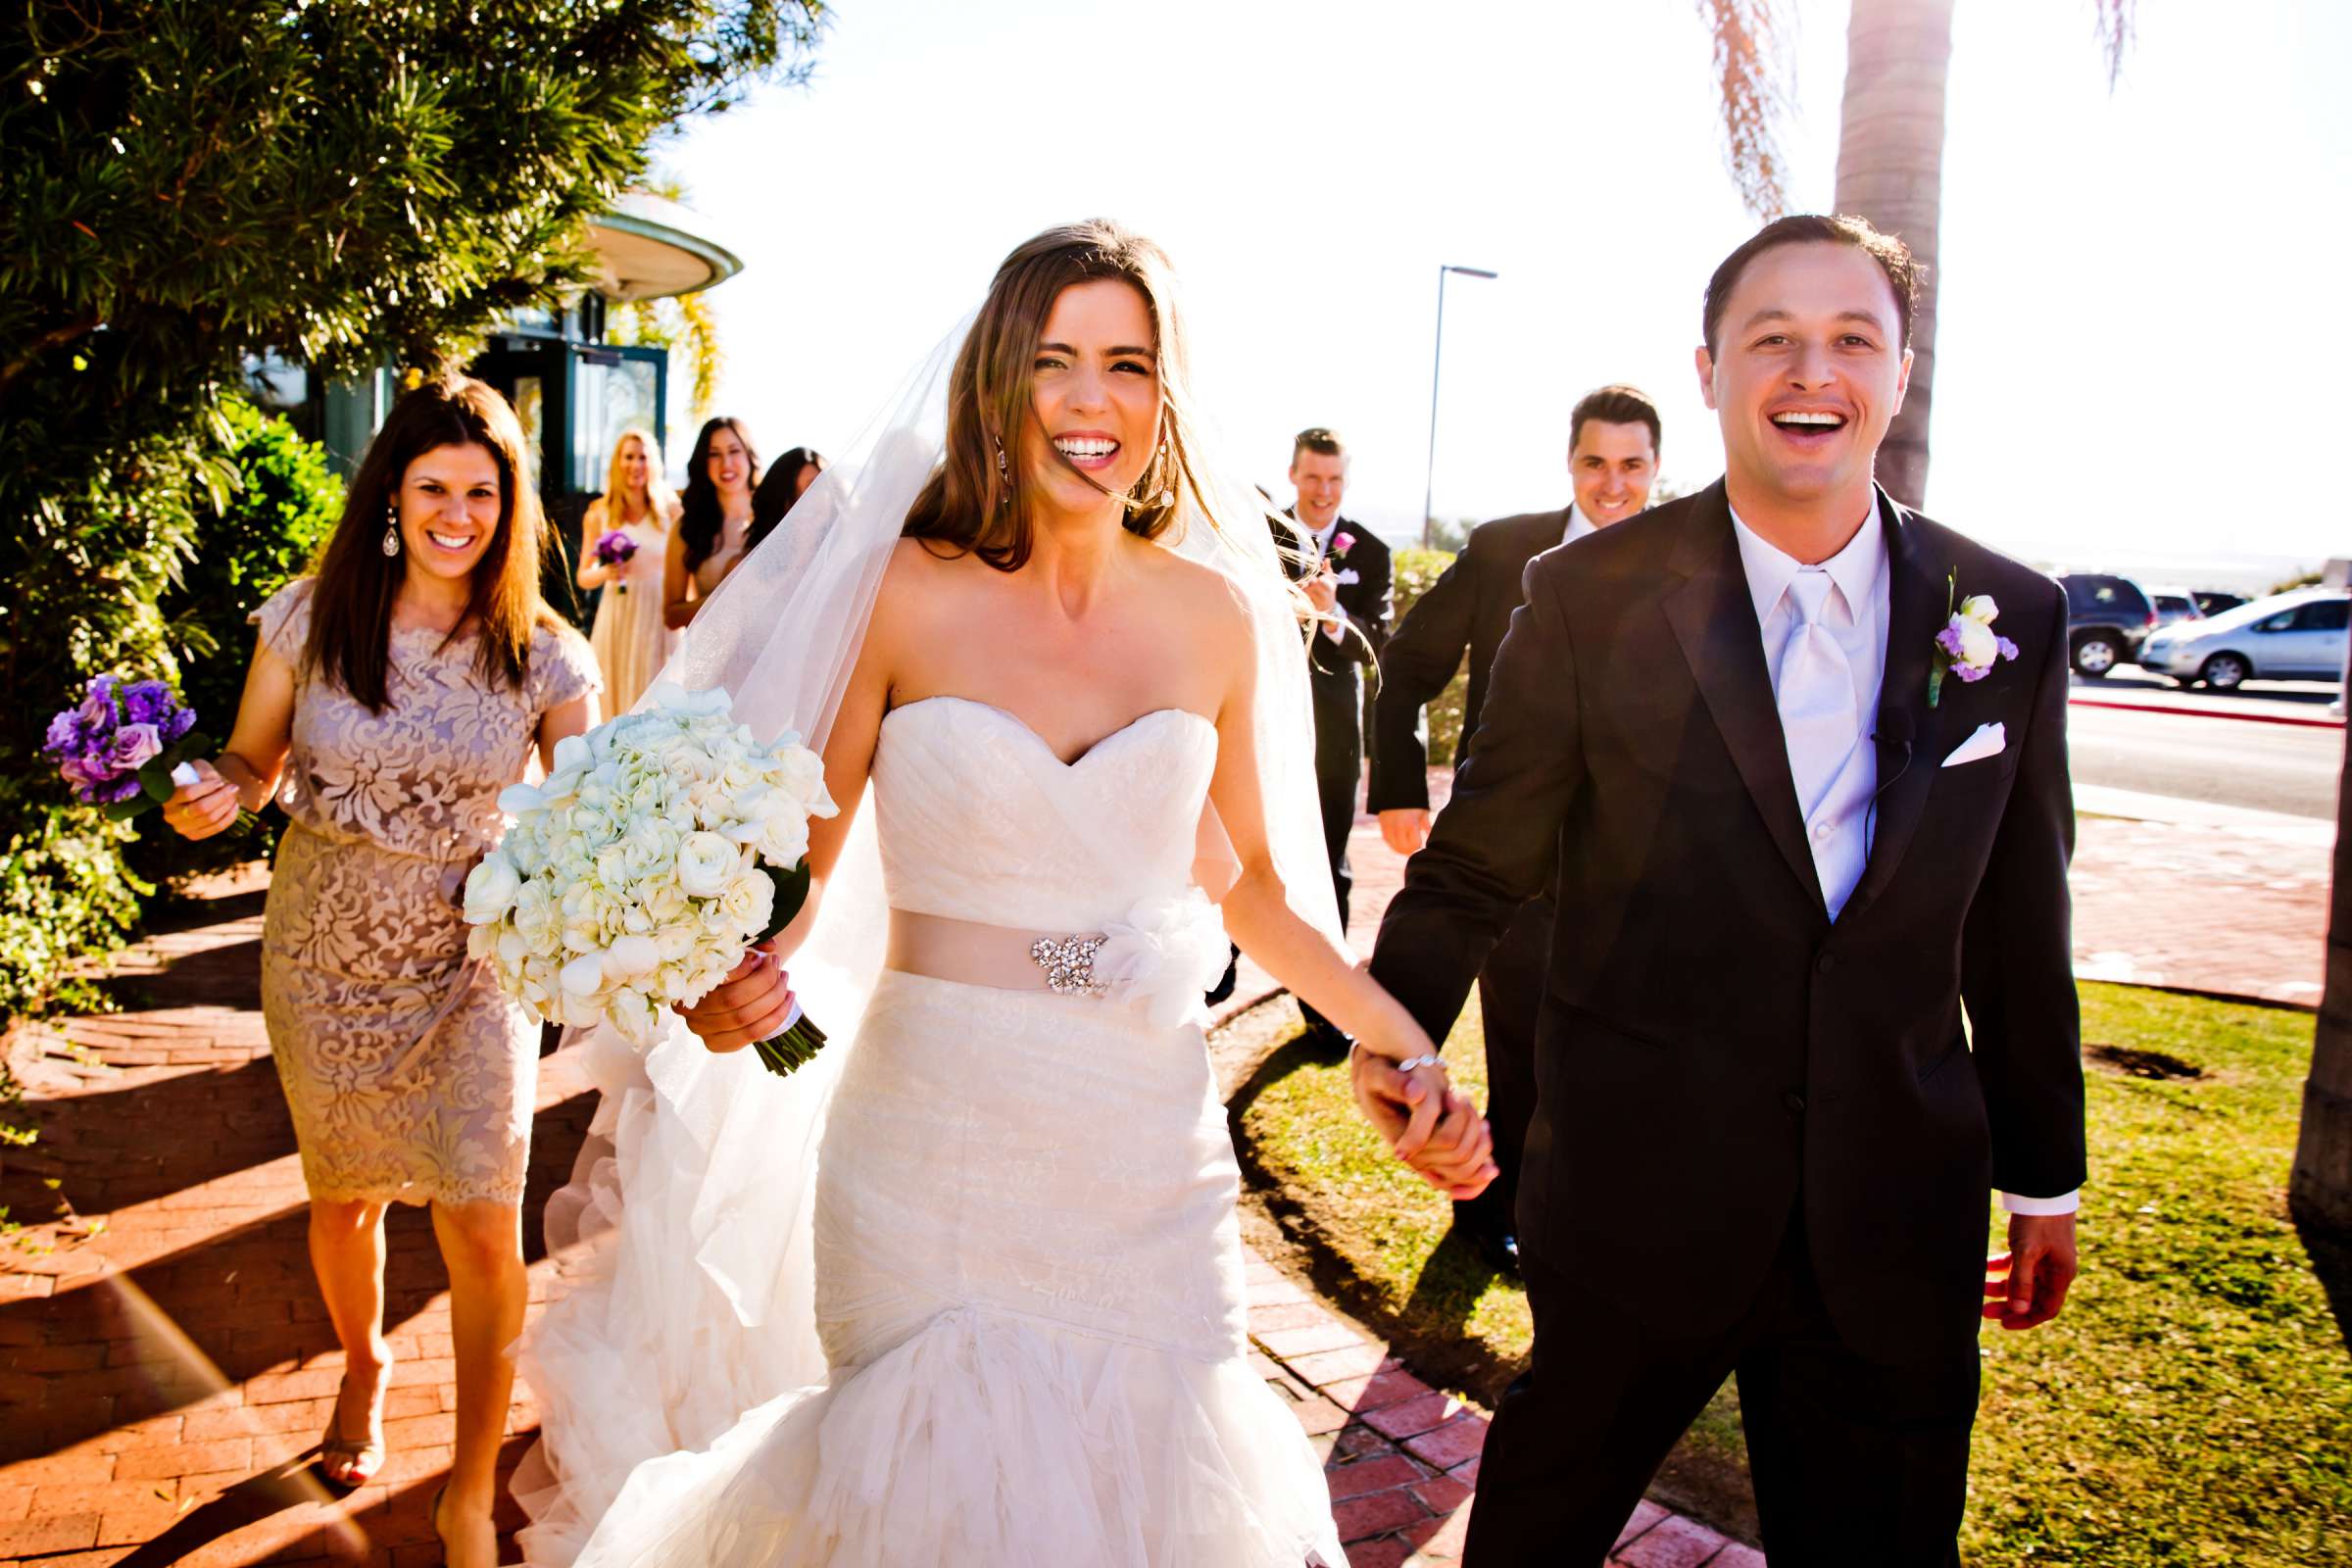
left=253, top=579, right=601, bottom=1208
left=525, top=696, right=1343, bottom=1566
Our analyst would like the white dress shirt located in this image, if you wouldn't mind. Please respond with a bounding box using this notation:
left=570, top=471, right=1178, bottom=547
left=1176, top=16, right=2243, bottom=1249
left=1561, top=504, right=1597, bottom=547
left=1730, top=502, right=2078, bottom=1218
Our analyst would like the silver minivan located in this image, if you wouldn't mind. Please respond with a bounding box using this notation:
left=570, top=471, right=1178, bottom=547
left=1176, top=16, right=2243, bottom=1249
left=2138, top=587, right=2349, bottom=690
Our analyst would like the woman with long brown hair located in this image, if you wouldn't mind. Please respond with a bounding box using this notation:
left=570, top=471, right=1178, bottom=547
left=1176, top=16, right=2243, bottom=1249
left=165, top=375, right=600, bottom=1568
left=522, top=221, right=1492, bottom=1567
left=663, top=415, right=760, bottom=628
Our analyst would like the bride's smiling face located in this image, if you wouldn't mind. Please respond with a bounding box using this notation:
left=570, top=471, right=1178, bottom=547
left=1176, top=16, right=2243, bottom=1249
left=1019, top=278, right=1161, bottom=520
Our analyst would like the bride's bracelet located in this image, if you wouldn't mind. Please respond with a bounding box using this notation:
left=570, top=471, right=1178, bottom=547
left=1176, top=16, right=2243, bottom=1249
left=1352, top=1043, right=1446, bottom=1076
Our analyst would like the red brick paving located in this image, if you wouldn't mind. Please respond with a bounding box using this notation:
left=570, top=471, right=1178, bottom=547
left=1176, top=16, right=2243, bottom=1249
left=3, top=756, right=2328, bottom=1565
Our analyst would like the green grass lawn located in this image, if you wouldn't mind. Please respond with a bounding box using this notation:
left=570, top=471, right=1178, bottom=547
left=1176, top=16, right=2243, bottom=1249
left=1230, top=983, right=2352, bottom=1564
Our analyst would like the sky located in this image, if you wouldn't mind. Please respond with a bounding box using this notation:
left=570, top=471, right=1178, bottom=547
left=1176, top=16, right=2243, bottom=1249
left=658, top=0, right=2351, bottom=579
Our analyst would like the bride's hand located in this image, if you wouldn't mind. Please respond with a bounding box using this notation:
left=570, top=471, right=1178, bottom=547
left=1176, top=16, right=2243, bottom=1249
left=1348, top=1047, right=1497, bottom=1200
left=676, top=941, right=796, bottom=1053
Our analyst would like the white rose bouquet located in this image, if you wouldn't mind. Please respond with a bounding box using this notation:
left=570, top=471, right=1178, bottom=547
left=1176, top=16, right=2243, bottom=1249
left=462, top=681, right=838, bottom=1075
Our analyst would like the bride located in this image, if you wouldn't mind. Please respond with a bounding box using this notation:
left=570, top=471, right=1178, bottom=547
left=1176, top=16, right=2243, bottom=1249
left=515, top=220, right=1495, bottom=1567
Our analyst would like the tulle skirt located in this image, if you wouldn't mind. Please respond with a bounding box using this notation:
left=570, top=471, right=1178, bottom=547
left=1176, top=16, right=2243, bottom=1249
left=525, top=970, right=1341, bottom=1567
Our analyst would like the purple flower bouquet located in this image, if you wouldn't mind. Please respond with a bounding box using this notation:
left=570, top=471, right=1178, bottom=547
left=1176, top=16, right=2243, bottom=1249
left=594, top=529, right=639, bottom=594
left=42, top=675, right=236, bottom=824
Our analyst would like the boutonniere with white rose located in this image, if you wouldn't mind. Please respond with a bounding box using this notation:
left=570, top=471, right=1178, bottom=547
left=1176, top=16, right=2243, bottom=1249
left=462, top=682, right=839, bottom=1076
left=1929, top=572, right=2021, bottom=707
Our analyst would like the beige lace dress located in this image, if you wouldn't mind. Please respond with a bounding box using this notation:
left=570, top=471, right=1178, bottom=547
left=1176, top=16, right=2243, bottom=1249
left=253, top=579, right=601, bottom=1208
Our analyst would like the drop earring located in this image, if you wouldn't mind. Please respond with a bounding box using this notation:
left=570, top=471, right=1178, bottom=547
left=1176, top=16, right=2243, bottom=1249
left=381, top=500, right=401, bottom=558
left=993, top=435, right=1010, bottom=506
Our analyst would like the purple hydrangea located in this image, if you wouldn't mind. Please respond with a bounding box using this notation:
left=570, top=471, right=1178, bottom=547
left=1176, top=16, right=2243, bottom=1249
left=594, top=530, right=639, bottom=567
left=41, top=673, right=199, bottom=807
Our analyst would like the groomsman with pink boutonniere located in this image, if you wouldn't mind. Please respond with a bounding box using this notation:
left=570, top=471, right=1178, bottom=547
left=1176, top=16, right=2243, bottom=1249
left=1281, top=426, right=1392, bottom=1056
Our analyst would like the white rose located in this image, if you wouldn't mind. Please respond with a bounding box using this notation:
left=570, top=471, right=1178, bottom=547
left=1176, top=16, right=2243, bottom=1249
left=675, top=831, right=740, bottom=898
left=1954, top=615, right=1998, bottom=669
left=1959, top=594, right=1999, bottom=625
left=758, top=812, right=810, bottom=868
left=776, top=746, right=831, bottom=810
left=717, top=869, right=775, bottom=933
left=462, top=852, right=521, bottom=924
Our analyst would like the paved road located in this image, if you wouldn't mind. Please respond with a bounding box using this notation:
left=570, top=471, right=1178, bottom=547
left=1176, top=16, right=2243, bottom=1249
left=2067, top=701, right=2343, bottom=819
left=2077, top=665, right=2339, bottom=721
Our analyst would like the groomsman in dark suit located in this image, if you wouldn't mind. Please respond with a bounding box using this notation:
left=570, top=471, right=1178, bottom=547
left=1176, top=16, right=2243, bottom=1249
left=1367, top=385, right=1662, bottom=1273
left=1286, top=426, right=1393, bottom=1054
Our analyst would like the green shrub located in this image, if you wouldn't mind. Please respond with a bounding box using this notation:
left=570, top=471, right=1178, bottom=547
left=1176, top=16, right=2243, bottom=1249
left=1388, top=545, right=1469, bottom=767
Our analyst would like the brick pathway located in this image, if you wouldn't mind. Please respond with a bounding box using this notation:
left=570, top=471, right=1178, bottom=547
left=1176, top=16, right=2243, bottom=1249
left=0, top=761, right=2327, bottom=1566
left=0, top=873, right=1748, bottom=1567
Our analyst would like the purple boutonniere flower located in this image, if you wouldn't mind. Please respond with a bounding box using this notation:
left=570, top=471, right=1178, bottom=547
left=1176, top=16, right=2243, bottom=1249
left=1330, top=531, right=1354, bottom=558
left=1929, top=572, right=2021, bottom=707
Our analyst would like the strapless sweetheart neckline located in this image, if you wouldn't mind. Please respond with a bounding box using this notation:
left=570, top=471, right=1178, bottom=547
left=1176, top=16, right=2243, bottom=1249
left=883, top=693, right=1216, bottom=769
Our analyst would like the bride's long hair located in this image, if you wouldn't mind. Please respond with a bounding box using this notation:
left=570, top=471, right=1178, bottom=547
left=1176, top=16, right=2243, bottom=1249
left=904, top=220, right=1296, bottom=573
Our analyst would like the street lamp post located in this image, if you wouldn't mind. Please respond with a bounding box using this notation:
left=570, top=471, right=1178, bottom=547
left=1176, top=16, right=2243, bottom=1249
left=1422, top=263, right=1497, bottom=548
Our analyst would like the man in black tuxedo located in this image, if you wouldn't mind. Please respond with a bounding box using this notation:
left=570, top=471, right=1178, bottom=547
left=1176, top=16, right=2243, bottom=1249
left=1368, top=384, right=1663, bottom=1275
left=1285, top=426, right=1392, bottom=1054
left=1362, top=217, right=2084, bottom=1565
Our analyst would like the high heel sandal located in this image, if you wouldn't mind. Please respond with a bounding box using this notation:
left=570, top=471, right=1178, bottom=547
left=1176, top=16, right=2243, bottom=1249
left=317, top=1361, right=390, bottom=1489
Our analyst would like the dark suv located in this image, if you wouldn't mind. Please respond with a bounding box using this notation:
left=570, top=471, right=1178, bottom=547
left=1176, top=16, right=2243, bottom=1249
left=2059, top=573, right=2158, bottom=677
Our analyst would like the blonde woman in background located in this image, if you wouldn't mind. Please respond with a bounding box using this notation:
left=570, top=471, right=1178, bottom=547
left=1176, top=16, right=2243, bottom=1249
left=577, top=427, right=681, bottom=714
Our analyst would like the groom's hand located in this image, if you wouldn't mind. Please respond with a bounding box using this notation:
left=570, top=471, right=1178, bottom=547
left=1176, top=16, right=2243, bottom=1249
left=1984, top=1212, right=2078, bottom=1331
left=1349, top=1051, right=1497, bottom=1199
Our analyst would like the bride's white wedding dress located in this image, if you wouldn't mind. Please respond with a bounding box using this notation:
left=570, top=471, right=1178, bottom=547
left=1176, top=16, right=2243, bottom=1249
left=527, top=694, right=1345, bottom=1567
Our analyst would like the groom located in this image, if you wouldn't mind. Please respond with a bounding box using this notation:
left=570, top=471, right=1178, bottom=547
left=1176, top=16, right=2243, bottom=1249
left=1363, top=216, right=2084, bottom=1565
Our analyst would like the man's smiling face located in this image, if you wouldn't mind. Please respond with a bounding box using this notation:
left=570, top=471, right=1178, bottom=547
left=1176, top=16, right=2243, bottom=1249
left=1697, top=240, right=1913, bottom=509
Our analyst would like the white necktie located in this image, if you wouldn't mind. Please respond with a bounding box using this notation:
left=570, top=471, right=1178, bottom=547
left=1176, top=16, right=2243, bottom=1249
left=1776, top=570, right=1859, bottom=855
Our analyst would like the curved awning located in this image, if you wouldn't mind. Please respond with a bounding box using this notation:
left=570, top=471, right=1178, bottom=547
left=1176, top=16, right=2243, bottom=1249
left=585, top=193, right=744, bottom=303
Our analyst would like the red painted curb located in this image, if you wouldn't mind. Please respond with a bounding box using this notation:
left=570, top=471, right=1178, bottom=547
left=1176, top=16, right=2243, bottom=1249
left=2068, top=695, right=2344, bottom=730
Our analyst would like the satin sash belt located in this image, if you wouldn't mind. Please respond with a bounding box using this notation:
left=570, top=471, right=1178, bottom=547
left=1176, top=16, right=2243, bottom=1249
left=886, top=908, right=1109, bottom=997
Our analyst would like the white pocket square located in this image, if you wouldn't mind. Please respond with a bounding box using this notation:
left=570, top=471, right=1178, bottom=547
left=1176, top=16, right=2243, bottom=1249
left=1941, top=721, right=2006, bottom=768
left=1334, top=568, right=1361, bottom=585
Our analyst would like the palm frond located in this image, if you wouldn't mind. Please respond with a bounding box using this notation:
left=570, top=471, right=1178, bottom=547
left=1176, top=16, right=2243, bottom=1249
left=1696, top=0, right=1791, bottom=220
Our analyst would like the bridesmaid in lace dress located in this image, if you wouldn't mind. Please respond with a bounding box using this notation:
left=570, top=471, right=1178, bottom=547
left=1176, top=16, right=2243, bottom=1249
left=577, top=426, right=681, bottom=714
left=164, top=375, right=600, bottom=1568
left=663, top=416, right=760, bottom=629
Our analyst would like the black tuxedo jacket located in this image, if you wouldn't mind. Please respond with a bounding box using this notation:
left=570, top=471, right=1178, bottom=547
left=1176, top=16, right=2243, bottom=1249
left=1368, top=481, right=2084, bottom=1365
left=1368, top=507, right=1573, bottom=813
left=1277, top=510, right=1393, bottom=774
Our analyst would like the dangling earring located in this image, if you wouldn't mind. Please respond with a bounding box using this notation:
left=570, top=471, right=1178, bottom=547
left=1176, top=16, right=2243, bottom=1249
left=993, top=434, right=1011, bottom=507
left=380, top=499, right=401, bottom=558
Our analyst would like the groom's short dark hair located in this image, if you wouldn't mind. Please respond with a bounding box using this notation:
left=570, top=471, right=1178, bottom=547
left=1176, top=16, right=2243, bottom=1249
left=1702, top=214, right=1921, bottom=353
left=1569, top=385, right=1661, bottom=456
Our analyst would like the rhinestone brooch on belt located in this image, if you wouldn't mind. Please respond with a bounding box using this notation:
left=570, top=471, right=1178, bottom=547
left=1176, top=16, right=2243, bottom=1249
left=1029, top=934, right=1106, bottom=997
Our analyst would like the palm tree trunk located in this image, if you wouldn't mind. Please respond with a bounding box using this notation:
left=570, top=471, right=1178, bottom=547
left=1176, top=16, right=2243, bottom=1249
left=2293, top=727, right=2352, bottom=1241
left=1831, top=0, right=1955, bottom=512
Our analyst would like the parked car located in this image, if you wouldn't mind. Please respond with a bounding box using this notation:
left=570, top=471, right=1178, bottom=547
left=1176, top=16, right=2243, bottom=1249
left=2192, top=590, right=2247, bottom=617
left=2137, top=587, right=2351, bottom=690
left=2145, top=587, right=2204, bottom=630
left=2059, top=572, right=2159, bottom=677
